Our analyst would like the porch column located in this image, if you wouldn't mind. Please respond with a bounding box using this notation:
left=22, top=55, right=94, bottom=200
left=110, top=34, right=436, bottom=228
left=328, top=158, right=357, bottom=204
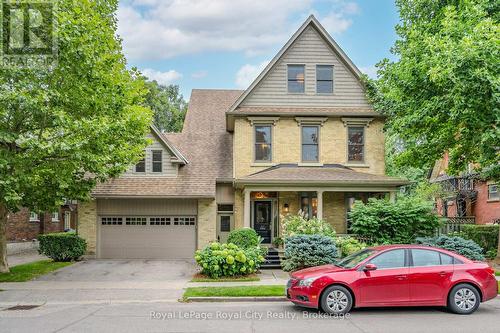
left=243, top=189, right=251, bottom=228
left=389, top=191, right=397, bottom=203
left=317, top=190, right=324, bottom=220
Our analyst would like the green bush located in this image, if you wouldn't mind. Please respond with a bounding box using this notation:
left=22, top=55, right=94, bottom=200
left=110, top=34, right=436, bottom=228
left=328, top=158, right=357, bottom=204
left=349, top=197, right=440, bottom=244
left=281, top=211, right=336, bottom=238
left=227, top=228, right=260, bottom=249
left=415, top=235, right=485, bottom=261
left=281, top=235, right=338, bottom=272
left=38, top=232, right=87, bottom=262
left=461, top=224, right=499, bottom=256
left=194, top=242, right=265, bottom=278
left=272, top=237, right=284, bottom=248
left=335, top=236, right=367, bottom=257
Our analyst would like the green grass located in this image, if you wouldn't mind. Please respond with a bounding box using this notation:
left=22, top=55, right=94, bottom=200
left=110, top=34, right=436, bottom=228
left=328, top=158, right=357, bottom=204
left=183, top=285, right=285, bottom=298
left=498, top=281, right=500, bottom=294
left=0, top=260, right=73, bottom=282
left=191, top=274, right=260, bottom=282
left=495, top=271, right=500, bottom=277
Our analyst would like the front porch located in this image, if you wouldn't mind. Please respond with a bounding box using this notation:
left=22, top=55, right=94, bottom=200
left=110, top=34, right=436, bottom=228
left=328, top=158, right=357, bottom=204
left=234, top=188, right=396, bottom=244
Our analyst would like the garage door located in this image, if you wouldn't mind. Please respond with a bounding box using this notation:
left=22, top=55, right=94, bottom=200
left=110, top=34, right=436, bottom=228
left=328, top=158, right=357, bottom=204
left=99, top=216, right=196, bottom=259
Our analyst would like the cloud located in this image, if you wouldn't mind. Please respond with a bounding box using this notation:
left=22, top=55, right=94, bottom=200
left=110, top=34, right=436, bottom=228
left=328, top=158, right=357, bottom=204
left=117, top=0, right=359, bottom=61
left=191, top=70, right=208, bottom=79
left=359, top=65, right=378, bottom=79
left=235, top=61, right=270, bottom=89
left=141, top=68, right=183, bottom=85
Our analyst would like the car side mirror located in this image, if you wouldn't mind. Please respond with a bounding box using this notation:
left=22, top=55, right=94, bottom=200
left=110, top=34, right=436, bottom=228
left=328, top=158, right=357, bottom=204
left=363, top=263, right=377, bottom=271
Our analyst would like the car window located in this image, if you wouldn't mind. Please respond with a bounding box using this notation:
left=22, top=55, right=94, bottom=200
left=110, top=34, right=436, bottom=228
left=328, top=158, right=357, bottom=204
left=369, top=249, right=405, bottom=269
left=412, top=249, right=440, bottom=267
left=440, top=253, right=454, bottom=265
left=336, top=249, right=376, bottom=269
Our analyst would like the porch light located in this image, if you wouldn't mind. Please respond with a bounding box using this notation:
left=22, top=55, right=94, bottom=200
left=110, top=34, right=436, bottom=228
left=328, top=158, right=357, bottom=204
left=284, top=203, right=289, bottom=213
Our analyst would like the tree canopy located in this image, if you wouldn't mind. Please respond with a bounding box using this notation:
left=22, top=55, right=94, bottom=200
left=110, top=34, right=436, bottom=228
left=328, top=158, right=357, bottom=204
left=143, top=80, right=187, bottom=133
left=369, top=0, right=499, bottom=180
left=0, top=0, right=152, bottom=272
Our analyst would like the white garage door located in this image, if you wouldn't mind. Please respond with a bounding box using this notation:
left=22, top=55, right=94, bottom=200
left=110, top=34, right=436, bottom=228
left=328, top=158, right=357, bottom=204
left=99, top=216, right=196, bottom=259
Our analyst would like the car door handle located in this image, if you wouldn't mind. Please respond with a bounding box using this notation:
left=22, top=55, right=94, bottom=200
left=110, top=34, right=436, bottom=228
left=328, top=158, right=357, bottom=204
left=396, top=275, right=407, bottom=280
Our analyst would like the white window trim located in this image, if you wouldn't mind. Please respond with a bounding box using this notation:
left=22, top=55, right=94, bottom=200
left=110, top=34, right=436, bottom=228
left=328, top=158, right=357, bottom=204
left=29, top=212, right=39, bottom=222
left=151, top=150, right=163, bottom=173
left=300, top=124, right=321, bottom=163
left=51, top=211, right=59, bottom=222
left=487, top=184, right=499, bottom=202
left=251, top=121, right=276, bottom=164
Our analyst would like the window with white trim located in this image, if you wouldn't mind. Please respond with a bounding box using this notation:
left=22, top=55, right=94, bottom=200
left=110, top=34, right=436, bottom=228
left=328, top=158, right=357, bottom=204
left=51, top=211, right=59, bottom=222
left=301, top=125, right=319, bottom=162
left=29, top=212, right=39, bottom=222
left=488, top=184, right=498, bottom=200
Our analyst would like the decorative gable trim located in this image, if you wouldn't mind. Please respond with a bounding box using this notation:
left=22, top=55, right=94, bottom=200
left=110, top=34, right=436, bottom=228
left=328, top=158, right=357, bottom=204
left=150, top=125, right=189, bottom=164
left=227, top=15, right=364, bottom=114
left=341, top=117, right=374, bottom=127
left=295, top=117, right=328, bottom=127
left=247, top=116, right=280, bottom=126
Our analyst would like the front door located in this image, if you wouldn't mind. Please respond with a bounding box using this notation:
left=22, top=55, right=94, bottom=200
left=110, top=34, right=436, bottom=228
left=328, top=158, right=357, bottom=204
left=254, top=201, right=272, bottom=244
left=217, top=214, right=234, bottom=243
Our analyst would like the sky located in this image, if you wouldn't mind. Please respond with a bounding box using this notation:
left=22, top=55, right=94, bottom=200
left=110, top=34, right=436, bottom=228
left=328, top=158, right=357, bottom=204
left=117, top=0, right=400, bottom=100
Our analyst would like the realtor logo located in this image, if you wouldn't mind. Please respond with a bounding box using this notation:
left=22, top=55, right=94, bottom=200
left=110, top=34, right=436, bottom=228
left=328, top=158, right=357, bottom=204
left=0, top=0, right=57, bottom=68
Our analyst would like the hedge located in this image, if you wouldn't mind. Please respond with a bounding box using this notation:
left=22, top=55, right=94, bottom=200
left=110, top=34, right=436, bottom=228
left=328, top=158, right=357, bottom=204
left=281, top=234, right=338, bottom=272
left=38, top=232, right=87, bottom=262
left=461, top=224, right=499, bottom=258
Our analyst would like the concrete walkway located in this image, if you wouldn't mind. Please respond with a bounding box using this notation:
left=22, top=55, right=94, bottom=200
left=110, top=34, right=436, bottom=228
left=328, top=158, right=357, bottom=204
left=7, top=250, right=47, bottom=267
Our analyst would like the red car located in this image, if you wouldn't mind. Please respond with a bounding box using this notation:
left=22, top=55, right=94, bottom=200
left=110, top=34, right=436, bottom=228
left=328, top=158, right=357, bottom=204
left=287, top=245, right=498, bottom=315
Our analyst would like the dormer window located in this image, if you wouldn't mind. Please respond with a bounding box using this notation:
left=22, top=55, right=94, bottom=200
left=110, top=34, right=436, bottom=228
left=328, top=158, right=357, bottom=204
left=316, top=65, right=333, bottom=94
left=152, top=150, right=162, bottom=172
left=135, top=157, right=146, bottom=173
left=287, top=65, right=305, bottom=93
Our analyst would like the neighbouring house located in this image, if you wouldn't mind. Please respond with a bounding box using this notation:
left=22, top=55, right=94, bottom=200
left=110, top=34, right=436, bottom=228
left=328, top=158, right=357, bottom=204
left=7, top=201, right=78, bottom=242
left=429, top=152, right=500, bottom=227
left=77, top=15, right=408, bottom=259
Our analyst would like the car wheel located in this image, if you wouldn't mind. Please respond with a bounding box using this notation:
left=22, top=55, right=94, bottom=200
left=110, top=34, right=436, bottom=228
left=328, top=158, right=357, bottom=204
left=448, top=284, right=480, bottom=315
left=320, top=285, right=353, bottom=315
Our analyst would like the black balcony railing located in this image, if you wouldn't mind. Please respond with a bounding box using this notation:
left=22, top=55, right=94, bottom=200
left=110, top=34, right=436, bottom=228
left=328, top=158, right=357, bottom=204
left=437, top=216, right=476, bottom=235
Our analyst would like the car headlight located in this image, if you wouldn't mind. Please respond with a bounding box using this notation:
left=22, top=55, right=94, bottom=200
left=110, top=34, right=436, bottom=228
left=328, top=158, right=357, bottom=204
left=297, top=277, right=319, bottom=287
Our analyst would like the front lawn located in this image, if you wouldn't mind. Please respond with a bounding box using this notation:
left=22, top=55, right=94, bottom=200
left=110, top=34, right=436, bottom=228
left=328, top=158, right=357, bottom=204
left=191, top=273, right=260, bottom=282
left=495, top=271, right=500, bottom=277
left=183, top=285, right=285, bottom=298
left=0, top=260, right=73, bottom=282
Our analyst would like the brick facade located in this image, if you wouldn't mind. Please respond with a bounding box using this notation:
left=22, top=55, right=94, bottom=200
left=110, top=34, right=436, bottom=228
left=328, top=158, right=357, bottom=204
left=197, top=198, right=217, bottom=249
left=7, top=208, right=65, bottom=242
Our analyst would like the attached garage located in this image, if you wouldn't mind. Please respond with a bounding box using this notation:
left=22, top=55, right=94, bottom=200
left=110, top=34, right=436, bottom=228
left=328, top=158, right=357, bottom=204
left=96, top=199, right=197, bottom=259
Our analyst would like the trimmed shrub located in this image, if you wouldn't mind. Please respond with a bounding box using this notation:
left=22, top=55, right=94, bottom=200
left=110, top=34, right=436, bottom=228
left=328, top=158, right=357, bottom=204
left=336, top=236, right=367, bottom=257
left=461, top=224, right=499, bottom=258
left=282, top=235, right=338, bottom=272
left=194, top=242, right=265, bottom=278
left=227, top=228, right=260, bottom=249
left=349, top=197, right=440, bottom=244
left=282, top=211, right=336, bottom=238
left=415, top=235, right=485, bottom=261
left=38, top=232, right=87, bottom=262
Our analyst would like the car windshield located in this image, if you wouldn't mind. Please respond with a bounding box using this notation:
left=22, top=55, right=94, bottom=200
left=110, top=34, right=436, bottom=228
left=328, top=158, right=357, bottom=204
left=336, top=249, right=377, bottom=269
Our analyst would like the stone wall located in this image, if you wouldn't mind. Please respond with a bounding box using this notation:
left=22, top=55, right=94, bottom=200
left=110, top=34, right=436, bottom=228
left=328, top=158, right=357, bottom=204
left=197, top=198, right=217, bottom=249
left=78, top=200, right=97, bottom=256
left=323, top=192, right=347, bottom=233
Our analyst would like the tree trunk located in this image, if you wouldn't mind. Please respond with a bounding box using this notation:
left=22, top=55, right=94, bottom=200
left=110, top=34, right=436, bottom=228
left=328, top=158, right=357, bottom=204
left=0, top=202, right=9, bottom=273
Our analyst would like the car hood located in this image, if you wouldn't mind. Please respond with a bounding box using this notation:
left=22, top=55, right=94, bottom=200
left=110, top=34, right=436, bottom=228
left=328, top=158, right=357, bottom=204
left=291, top=264, right=347, bottom=279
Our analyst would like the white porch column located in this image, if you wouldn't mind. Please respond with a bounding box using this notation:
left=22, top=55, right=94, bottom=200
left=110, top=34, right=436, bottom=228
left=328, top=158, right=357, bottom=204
left=389, top=191, right=397, bottom=203
left=317, top=190, right=324, bottom=220
left=243, top=189, right=251, bottom=228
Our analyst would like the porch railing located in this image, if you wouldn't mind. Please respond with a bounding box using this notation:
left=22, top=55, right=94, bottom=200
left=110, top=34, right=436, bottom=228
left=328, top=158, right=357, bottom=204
left=437, top=216, right=476, bottom=235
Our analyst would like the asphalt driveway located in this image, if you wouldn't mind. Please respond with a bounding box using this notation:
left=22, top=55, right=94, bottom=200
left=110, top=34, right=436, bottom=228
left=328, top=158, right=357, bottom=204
left=36, top=259, right=197, bottom=282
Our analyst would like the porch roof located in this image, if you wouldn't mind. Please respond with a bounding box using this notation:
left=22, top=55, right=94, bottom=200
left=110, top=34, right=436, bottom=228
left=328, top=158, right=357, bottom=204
left=235, top=164, right=409, bottom=187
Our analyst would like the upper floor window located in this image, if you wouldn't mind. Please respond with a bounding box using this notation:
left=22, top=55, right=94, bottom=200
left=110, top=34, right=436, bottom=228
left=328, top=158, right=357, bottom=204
left=301, top=126, right=319, bottom=162
left=135, top=156, right=146, bottom=173
left=488, top=184, right=499, bottom=201
left=29, top=212, right=39, bottom=222
left=254, top=125, right=272, bottom=162
left=316, top=65, right=333, bottom=94
left=287, top=65, right=305, bottom=93
left=348, top=127, right=364, bottom=162
left=152, top=150, right=162, bottom=172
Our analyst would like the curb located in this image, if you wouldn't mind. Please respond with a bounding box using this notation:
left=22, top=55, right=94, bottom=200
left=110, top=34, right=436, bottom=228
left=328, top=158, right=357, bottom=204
left=185, top=296, right=288, bottom=302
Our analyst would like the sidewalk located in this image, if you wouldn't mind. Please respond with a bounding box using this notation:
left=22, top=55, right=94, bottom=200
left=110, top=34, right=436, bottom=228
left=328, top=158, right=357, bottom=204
left=7, top=249, right=47, bottom=266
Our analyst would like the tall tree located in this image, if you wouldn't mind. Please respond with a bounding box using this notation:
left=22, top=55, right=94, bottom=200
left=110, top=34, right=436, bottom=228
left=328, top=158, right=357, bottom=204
left=369, top=0, right=499, bottom=180
left=0, top=0, right=152, bottom=272
left=143, top=80, right=187, bottom=133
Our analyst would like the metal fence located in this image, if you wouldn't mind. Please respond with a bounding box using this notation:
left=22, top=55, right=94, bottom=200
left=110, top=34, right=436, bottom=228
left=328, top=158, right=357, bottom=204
left=437, top=217, right=475, bottom=235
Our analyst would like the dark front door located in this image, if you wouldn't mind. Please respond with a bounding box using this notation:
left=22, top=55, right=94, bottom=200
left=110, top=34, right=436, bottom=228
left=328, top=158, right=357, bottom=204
left=254, top=201, right=272, bottom=243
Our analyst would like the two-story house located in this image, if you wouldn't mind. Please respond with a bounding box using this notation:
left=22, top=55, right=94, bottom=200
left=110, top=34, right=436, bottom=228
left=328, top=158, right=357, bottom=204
left=77, top=15, right=408, bottom=259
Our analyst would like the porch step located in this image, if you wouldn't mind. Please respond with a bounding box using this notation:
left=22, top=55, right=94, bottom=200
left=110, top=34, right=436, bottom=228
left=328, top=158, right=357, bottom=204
left=261, top=248, right=282, bottom=269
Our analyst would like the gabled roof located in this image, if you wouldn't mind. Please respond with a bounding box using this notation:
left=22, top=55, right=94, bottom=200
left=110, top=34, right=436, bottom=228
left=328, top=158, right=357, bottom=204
left=227, top=15, right=365, bottom=114
left=150, top=124, right=188, bottom=164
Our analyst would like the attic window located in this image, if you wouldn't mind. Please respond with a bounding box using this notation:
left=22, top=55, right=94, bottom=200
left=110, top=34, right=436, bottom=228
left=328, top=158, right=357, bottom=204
left=316, top=65, right=333, bottom=94
left=135, top=156, right=145, bottom=173
left=152, top=150, right=162, bottom=172
left=288, top=65, right=305, bottom=93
